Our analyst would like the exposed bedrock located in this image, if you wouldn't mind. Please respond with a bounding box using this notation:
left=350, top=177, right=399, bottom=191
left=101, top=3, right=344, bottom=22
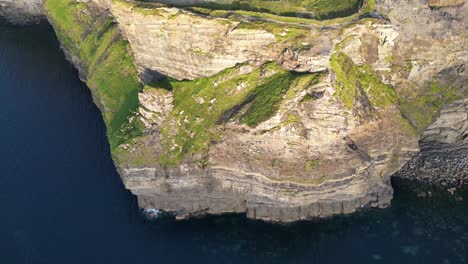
left=0, top=0, right=44, bottom=24
left=122, top=73, right=409, bottom=221
left=426, top=0, right=465, bottom=7
left=115, top=11, right=419, bottom=220
left=107, top=0, right=468, bottom=221
left=375, top=0, right=468, bottom=187
left=375, top=0, right=467, bottom=87
left=395, top=99, right=468, bottom=187
left=109, top=1, right=280, bottom=81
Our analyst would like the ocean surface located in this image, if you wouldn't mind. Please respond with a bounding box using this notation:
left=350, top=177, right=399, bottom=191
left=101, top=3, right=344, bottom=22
left=0, top=23, right=467, bottom=264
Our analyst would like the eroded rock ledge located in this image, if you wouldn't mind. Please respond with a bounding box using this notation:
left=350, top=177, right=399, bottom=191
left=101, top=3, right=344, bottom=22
left=1, top=0, right=466, bottom=221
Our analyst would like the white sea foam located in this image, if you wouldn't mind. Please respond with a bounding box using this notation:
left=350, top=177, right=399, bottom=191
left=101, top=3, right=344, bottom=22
left=143, top=208, right=162, bottom=218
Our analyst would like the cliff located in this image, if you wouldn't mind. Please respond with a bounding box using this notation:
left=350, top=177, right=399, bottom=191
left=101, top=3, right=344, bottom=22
left=395, top=99, right=468, bottom=186
left=0, top=0, right=44, bottom=24
left=1, top=0, right=466, bottom=221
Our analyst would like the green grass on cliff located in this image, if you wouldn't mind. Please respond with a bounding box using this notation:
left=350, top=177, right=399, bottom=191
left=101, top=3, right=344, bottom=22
left=399, top=81, right=464, bottom=133
left=240, top=71, right=309, bottom=126
left=330, top=51, right=462, bottom=133
left=330, top=52, right=397, bottom=109
left=150, top=63, right=317, bottom=164
left=44, top=0, right=142, bottom=149
left=171, top=0, right=363, bottom=20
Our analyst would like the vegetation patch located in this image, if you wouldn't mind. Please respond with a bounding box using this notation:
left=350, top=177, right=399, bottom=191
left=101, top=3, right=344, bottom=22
left=45, top=0, right=142, bottom=149
left=330, top=52, right=397, bottom=109
left=164, top=0, right=363, bottom=20
left=240, top=71, right=312, bottom=126
left=305, top=159, right=319, bottom=171
left=399, top=81, right=464, bottom=133
left=122, top=0, right=378, bottom=30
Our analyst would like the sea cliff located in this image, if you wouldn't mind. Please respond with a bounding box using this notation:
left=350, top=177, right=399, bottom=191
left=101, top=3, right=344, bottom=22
left=1, top=0, right=466, bottom=221
left=0, top=0, right=44, bottom=24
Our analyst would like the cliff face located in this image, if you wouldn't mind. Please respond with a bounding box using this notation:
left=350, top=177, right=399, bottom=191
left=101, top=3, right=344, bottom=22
left=376, top=0, right=468, bottom=186
left=1, top=0, right=466, bottom=221
left=0, top=0, right=44, bottom=24
left=395, top=99, right=468, bottom=186
left=109, top=1, right=279, bottom=81
left=427, top=0, right=465, bottom=7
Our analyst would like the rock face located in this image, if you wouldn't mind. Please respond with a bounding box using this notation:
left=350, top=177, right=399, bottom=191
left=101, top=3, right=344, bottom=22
left=109, top=1, right=279, bottom=80
left=104, top=1, right=359, bottom=81
left=124, top=70, right=413, bottom=221
left=376, top=0, right=467, bottom=88
left=2, top=0, right=467, bottom=221
left=111, top=1, right=420, bottom=221
left=427, top=0, right=465, bottom=7
left=421, top=99, right=467, bottom=149
left=395, top=99, right=468, bottom=186
left=104, top=0, right=468, bottom=222
left=375, top=0, right=468, bottom=187
left=0, top=0, right=44, bottom=24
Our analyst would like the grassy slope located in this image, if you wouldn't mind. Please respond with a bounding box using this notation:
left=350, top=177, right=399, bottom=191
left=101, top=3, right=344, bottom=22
left=44, top=0, right=142, bottom=149
left=150, top=63, right=318, bottom=164
left=241, top=71, right=311, bottom=126
left=330, top=52, right=397, bottom=109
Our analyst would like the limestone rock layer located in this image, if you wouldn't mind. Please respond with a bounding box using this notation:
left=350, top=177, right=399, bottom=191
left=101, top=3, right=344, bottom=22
left=0, top=0, right=44, bottom=24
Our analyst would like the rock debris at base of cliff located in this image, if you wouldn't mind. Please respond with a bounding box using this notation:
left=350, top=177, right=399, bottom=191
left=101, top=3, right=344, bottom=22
left=1, top=0, right=466, bottom=222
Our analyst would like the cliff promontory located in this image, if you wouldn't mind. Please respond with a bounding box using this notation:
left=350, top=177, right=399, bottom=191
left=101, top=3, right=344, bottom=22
left=1, top=0, right=466, bottom=221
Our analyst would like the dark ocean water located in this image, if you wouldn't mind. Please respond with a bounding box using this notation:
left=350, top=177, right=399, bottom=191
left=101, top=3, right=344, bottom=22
left=0, top=23, right=467, bottom=264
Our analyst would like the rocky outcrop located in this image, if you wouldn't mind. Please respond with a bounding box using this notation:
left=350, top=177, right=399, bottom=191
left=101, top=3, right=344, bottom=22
left=109, top=1, right=280, bottom=81
left=123, top=70, right=415, bottom=221
left=138, top=87, right=174, bottom=127
left=395, top=99, right=468, bottom=186
left=375, top=0, right=467, bottom=88
left=375, top=0, right=468, bottom=188
left=421, top=99, right=467, bottom=149
left=427, top=0, right=465, bottom=7
left=0, top=0, right=44, bottom=24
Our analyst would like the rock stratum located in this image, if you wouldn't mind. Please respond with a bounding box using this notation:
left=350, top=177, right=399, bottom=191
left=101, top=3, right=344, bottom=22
left=1, top=0, right=466, bottom=221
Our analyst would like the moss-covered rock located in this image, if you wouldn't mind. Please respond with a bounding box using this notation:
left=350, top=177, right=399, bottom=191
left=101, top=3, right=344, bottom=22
left=330, top=52, right=397, bottom=109
left=399, top=81, right=465, bottom=133
left=44, top=0, right=143, bottom=149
